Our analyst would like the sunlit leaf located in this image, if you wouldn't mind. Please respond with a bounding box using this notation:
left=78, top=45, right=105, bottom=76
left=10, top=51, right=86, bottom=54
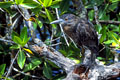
left=12, top=31, right=19, bottom=41
left=15, top=0, right=24, bottom=4
left=43, top=0, right=52, bottom=7
left=20, top=1, right=40, bottom=9
left=88, top=10, right=94, bottom=21
left=32, top=22, right=37, bottom=30
left=10, top=45, right=20, bottom=49
left=36, top=18, right=43, bottom=28
left=14, top=36, right=23, bottom=45
left=20, top=27, right=27, bottom=42
left=17, top=50, right=26, bottom=69
left=104, top=40, right=114, bottom=44
left=0, top=64, right=6, bottom=75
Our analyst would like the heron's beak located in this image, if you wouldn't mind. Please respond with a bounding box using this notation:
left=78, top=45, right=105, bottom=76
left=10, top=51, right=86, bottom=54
left=50, top=19, right=65, bottom=24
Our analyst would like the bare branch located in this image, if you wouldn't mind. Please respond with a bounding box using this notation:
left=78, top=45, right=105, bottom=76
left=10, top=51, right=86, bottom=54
left=30, top=38, right=75, bottom=73
left=92, top=20, right=120, bottom=25
left=55, top=8, right=69, bottom=46
left=5, top=50, right=19, bottom=79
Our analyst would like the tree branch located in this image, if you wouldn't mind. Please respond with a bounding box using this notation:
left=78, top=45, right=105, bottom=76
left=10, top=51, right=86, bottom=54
left=92, top=20, right=120, bottom=25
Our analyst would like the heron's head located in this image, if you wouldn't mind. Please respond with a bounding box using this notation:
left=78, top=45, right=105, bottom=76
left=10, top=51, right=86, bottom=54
left=50, top=14, right=79, bottom=27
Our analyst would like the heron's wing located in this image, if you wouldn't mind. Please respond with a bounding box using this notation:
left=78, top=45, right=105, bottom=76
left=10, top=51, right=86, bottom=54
left=75, top=18, right=98, bottom=53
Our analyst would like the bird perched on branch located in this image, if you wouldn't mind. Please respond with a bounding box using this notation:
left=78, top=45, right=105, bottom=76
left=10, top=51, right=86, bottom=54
left=51, top=14, right=99, bottom=65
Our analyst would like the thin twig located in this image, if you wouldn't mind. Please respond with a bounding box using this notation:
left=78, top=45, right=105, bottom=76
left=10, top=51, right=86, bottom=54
left=45, top=37, right=60, bottom=43
left=12, top=67, right=42, bottom=79
left=94, top=5, right=102, bottom=27
left=0, top=38, right=15, bottom=44
left=49, top=42, right=62, bottom=47
left=55, top=8, right=69, bottom=46
left=5, top=50, right=19, bottom=79
left=92, top=20, right=120, bottom=25
left=50, top=28, right=54, bottom=45
left=16, top=5, right=27, bottom=20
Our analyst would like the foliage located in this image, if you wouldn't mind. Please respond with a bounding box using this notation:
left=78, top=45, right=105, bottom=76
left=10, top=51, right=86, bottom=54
left=0, top=0, right=119, bottom=79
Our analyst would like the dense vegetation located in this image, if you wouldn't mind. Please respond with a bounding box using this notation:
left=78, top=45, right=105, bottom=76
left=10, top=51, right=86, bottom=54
left=0, top=0, right=120, bottom=80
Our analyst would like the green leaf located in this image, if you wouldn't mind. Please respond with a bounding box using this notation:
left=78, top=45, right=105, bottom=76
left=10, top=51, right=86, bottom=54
left=104, top=40, right=114, bottom=44
left=43, top=62, right=52, bottom=79
left=97, top=57, right=104, bottom=60
left=45, top=8, right=56, bottom=28
left=31, top=58, right=42, bottom=66
left=108, top=31, right=119, bottom=43
left=36, top=18, right=43, bottom=28
left=24, top=57, right=42, bottom=72
left=0, top=1, right=14, bottom=8
left=38, top=0, right=43, bottom=4
left=100, top=26, right=107, bottom=43
left=20, top=1, right=40, bottom=9
left=47, top=60, right=59, bottom=68
left=43, top=0, right=52, bottom=7
left=10, top=45, right=20, bottom=49
left=99, top=4, right=109, bottom=19
left=32, top=22, right=37, bottom=30
left=20, top=27, right=27, bottom=42
left=24, top=63, right=33, bottom=72
left=17, top=50, right=26, bottom=69
left=50, top=0, right=61, bottom=8
left=60, top=0, right=69, bottom=12
left=0, top=64, right=6, bottom=75
left=88, top=10, right=94, bottom=21
left=31, top=5, right=42, bottom=15
left=15, top=0, right=24, bottom=4
left=108, top=2, right=118, bottom=11
left=21, top=37, right=30, bottom=47
left=12, top=31, right=19, bottom=41
left=14, top=36, right=23, bottom=45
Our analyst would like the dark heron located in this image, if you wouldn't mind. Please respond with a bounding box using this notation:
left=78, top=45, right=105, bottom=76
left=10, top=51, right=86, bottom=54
left=51, top=13, right=99, bottom=76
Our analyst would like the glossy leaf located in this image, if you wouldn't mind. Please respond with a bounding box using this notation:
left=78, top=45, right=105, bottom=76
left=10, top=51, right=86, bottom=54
left=17, top=50, right=26, bottom=69
left=36, top=18, right=43, bottom=28
left=32, top=22, right=37, bottom=30
left=15, top=0, right=24, bottom=4
left=45, top=8, right=56, bottom=28
left=24, top=57, right=42, bottom=72
left=24, top=63, right=33, bottom=72
left=10, top=45, right=20, bottom=49
left=51, top=0, right=62, bottom=6
left=43, top=62, right=52, bottom=79
left=14, top=36, right=23, bottom=45
left=20, top=27, right=27, bottom=42
left=43, top=0, right=52, bottom=7
left=0, top=64, right=6, bottom=75
left=12, top=31, right=19, bottom=41
left=100, top=26, right=107, bottom=43
left=20, top=1, right=40, bottom=9
left=0, top=1, right=14, bottom=8
left=88, top=10, right=94, bottom=21
left=104, top=40, right=114, bottom=44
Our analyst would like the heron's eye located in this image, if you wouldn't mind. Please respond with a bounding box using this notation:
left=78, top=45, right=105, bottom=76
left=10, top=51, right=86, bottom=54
left=65, top=18, right=68, bottom=21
